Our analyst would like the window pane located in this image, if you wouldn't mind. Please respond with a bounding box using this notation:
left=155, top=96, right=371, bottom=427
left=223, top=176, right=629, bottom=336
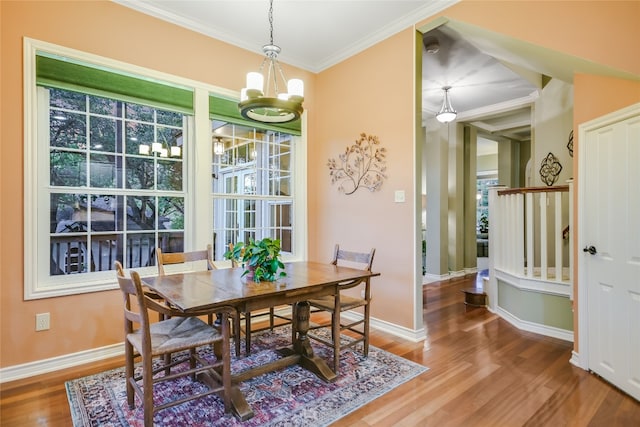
left=50, top=88, right=84, bottom=110
left=89, top=95, right=119, bottom=116
left=126, top=103, right=153, bottom=122
left=125, top=157, right=155, bottom=189
left=90, top=234, right=122, bottom=272
left=90, top=194, right=121, bottom=232
left=51, top=193, right=86, bottom=233
left=50, top=111, right=86, bottom=149
left=126, top=122, right=154, bottom=154
left=126, top=232, right=155, bottom=268
left=157, top=110, right=183, bottom=126
left=89, top=153, right=118, bottom=188
left=89, top=116, right=118, bottom=152
left=50, top=150, right=86, bottom=187
left=127, top=196, right=156, bottom=230
left=50, top=235, right=88, bottom=275
left=159, top=196, right=184, bottom=230
left=157, top=159, right=183, bottom=191
left=158, top=231, right=184, bottom=253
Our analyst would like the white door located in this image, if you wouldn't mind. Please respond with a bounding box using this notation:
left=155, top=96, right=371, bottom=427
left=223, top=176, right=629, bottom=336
left=580, top=104, right=640, bottom=401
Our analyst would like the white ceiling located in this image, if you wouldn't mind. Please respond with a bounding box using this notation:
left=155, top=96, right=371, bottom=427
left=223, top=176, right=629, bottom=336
left=115, top=1, right=630, bottom=144
left=114, top=0, right=458, bottom=73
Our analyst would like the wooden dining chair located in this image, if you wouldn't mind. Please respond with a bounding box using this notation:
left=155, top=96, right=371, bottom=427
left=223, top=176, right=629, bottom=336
left=307, top=244, right=376, bottom=373
left=114, top=262, right=232, bottom=427
left=155, top=245, right=216, bottom=324
left=155, top=245, right=243, bottom=356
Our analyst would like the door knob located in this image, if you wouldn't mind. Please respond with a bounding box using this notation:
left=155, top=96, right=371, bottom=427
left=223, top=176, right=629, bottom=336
left=583, top=245, right=597, bottom=255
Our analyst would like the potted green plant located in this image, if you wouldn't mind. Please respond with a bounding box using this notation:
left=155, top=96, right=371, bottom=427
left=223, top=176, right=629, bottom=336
left=224, top=237, right=287, bottom=282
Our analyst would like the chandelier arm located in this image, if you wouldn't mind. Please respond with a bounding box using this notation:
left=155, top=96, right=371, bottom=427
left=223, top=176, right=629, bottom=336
left=277, top=62, right=288, bottom=92
left=258, top=56, right=269, bottom=74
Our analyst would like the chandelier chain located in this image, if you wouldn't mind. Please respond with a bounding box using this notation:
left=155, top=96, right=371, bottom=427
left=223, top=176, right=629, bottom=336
left=268, top=0, right=274, bottom=46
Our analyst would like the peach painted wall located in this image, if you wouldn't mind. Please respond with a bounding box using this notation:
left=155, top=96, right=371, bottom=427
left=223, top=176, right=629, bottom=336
left=308, top=29, right=417, bottom=329
left=2, top=0, right=640, bottom=371
left=0, top=1, right=314, bottom=368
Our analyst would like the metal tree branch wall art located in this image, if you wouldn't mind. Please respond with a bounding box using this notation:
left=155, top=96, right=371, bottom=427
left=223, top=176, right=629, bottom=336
left=327, top=133, right=387, bottom=195
left=539, top=152, right=563, bottom=186
left=567, top=130, right=574, bottom=157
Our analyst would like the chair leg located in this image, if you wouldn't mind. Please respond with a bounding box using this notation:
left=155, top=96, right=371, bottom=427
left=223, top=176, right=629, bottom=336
left=332, top=309, right=341, bottom=373
left=142, top=354, right=154, bottom=427
left=269, top=307, right=275, bottom=330
left=189, top=348, right=196, bottom=380
left=245, top=313, right=252, bottom=356
left=220, top=314, right=232, bottom=413
left=164, top=353, right=171, bottom=375
left=125, top=342, right=135, bottom=409
left=363, top=303, right=371, bottom=357
left=233, top=313, right=241, bottom=357
left=291, top=304, right=297, bottom=344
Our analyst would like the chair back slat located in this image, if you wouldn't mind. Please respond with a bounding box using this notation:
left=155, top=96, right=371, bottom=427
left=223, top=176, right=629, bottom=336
left=332, top=245, right=375, bottom=272
left=156, top=244, right=214, bottom=275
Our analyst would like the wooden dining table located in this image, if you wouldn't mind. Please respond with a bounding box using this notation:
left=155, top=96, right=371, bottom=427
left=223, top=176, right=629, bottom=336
left=141, top=261, right=378, bottom=420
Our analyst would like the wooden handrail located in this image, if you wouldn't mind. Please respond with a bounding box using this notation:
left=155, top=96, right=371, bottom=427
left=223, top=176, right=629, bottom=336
left=497, top=185, right=569, bottom=196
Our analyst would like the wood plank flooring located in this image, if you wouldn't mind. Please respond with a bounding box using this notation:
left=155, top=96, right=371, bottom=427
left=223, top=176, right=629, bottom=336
left=1, top=274, right=639, bottom=426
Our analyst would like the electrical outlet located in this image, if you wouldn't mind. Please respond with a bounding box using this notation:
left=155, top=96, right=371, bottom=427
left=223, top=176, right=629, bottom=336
left=36, top=312, right=50, bottom=331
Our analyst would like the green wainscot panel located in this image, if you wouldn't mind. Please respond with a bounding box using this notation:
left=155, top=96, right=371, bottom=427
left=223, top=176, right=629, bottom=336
left=498, top=279, right=573, bottom=331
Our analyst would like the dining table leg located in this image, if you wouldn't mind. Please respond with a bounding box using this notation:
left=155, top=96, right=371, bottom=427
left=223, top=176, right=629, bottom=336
left=281, top=300, right=338, bottom=382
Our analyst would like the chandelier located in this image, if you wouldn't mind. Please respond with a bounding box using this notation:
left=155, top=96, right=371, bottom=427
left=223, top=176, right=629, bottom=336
left=138, top=141, right=181, bottom=157
left=238, top=0, right=304, bottom=124
left=436, top=86, right=457, bottom=123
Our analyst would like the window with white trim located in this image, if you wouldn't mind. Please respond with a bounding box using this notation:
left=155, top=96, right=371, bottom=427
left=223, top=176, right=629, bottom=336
left=24, top=39, right=306, bottom=299
left=211, top=121, right=295, bottom=259
left=46, top=87, right=187, bottom=277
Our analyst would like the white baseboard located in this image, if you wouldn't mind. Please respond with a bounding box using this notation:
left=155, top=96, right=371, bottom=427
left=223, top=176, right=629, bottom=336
left=1, top=313, right=425, bottom=384
left=449, top=269, right=466, bottom=279
left=496, top=306, right=574, bottom=342
left=569, top=350, right=586, bottom=370
left=340, top=311, right=426, bottom=343
left=0, top=343, right=124, bottom=384
left=464, top=267, right=478, bottom=275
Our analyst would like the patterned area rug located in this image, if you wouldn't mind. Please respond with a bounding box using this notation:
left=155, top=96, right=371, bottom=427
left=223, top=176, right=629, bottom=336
left=66, top=326, right=427, bottom=426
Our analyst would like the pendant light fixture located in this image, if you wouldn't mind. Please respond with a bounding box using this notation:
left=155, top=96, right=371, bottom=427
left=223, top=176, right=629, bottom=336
left=238, top=0, right=304, bottom=123
left=213, top=136, right=225, bottom=156
left=436, top=86, right=457, bottom=123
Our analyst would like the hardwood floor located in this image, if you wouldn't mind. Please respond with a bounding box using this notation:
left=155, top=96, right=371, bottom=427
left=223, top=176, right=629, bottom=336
left=1, top=274, right=638, bottom=426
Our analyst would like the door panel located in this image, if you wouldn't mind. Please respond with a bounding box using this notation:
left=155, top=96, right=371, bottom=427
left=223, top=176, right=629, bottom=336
left=584, top=112, right=640, bottom=401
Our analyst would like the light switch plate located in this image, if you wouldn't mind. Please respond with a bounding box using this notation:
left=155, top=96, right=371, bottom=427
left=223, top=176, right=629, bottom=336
left=394, top=190, right=405, bottom=203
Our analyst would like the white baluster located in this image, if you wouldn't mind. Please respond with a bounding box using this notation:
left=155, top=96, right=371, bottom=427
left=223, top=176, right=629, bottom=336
left=526, top=192, right=534, bottom=278
left=555, top=191, right=562, bottom=281
left=540, top=192, right=548, bottom=280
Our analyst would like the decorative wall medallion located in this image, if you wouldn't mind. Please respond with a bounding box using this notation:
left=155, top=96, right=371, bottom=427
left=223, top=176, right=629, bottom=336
left=567, top=130, right=573, bottom=157
left=327, top=133, right=387, bottom=195
left=539, top=152, right=562, bottom=186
